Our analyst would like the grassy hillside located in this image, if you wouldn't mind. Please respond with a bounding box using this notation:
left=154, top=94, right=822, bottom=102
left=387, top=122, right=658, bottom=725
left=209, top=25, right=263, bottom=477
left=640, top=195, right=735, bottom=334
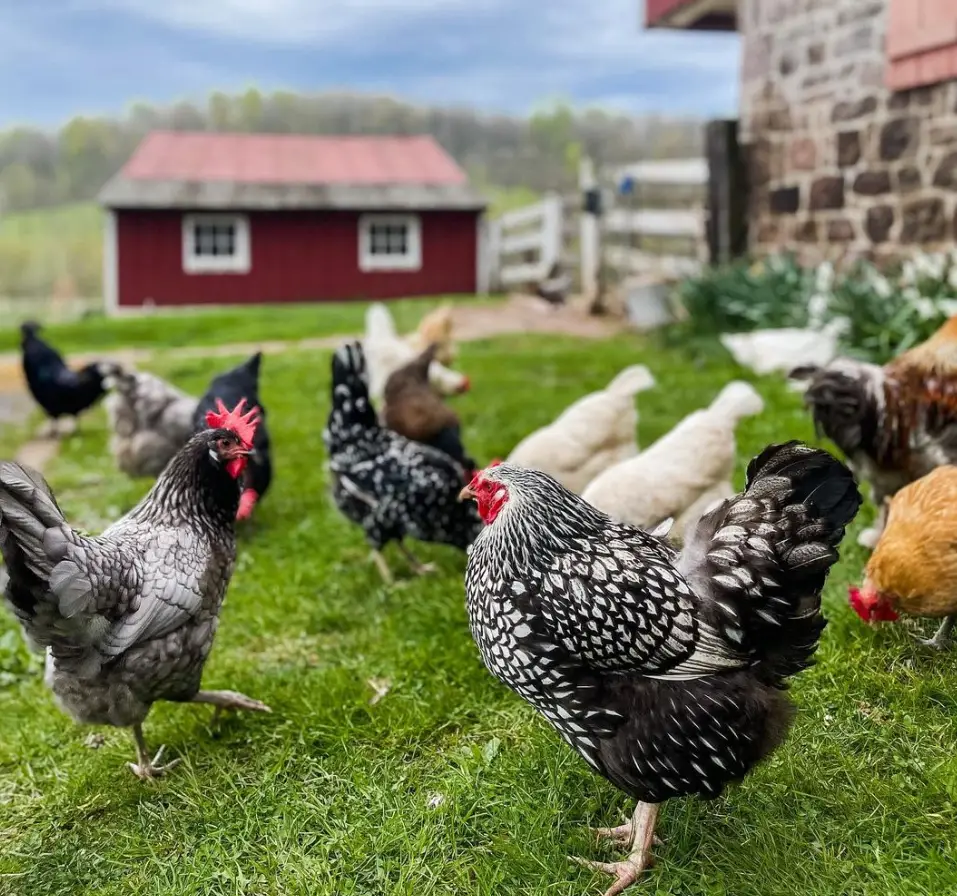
left=0, top=202, right=102, bottom=300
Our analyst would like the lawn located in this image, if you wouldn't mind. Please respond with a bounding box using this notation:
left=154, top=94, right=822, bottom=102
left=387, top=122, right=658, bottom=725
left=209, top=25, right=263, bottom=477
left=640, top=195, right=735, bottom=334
left=0, top=296, right=484, bottom=356
left=0, top=328, right=955, bottom=896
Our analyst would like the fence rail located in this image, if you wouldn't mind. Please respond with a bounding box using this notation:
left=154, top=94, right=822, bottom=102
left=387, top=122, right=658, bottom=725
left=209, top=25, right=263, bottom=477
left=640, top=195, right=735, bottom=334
left=486, top=193, right=563, bottom=291
left=482, top=156, right=709, bottom=298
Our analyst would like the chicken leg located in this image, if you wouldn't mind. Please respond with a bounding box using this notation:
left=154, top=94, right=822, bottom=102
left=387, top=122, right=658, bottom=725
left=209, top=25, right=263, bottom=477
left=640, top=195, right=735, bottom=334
left=128, top=723, right=181, bottom=780
left=371, top=550, right=394, bottom=584
left=918, top=615, right=956, bottom=650
left=398, top=543, right=436, bottom=575
left=191, top=689, right=272, bottom=725
left=573, top=802, right=659, bottom=896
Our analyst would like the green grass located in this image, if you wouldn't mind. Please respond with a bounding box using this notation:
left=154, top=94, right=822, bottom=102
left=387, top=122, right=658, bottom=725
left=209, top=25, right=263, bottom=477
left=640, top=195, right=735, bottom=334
left=1, top=330, right=955, bottom=896
left=0, top=296, right=492, bottom=356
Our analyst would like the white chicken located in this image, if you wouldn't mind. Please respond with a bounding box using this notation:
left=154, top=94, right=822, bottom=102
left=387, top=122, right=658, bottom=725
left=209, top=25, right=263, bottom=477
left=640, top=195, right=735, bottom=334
left=581, top=380, right=764, bottom=542
left=506, top=365, right=656, bottom=494
left=720, top=317, right=848, bottom=378
left=104, top=365, right=199, bottom=478
left=363, top=303, right=468, bottom=404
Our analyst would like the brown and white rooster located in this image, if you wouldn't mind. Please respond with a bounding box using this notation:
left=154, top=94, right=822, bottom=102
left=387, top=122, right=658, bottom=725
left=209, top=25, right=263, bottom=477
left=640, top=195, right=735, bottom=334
left=790, top=313, right=957, bottom=548
left=0, top=399, right=270, bottom=780
left=460, top=442, right=860, bottom=894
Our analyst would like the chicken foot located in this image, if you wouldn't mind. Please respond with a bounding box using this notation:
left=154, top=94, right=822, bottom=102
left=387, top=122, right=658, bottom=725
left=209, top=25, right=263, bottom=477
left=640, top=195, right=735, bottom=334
left=192, top=689, right=272, bottom=725
left=917, top=615, right=956, bottom=650
left=371, top=550, right=394, bottom=584
left=573, top=802, right=659, bottom=896
left=128, top=723, right=181, bottom=781
left=397, top=543, right=436, bottom=576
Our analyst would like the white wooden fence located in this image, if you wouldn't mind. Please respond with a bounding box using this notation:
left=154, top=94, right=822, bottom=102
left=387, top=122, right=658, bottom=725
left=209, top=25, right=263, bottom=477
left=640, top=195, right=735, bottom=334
left=484, top=156, right=708, bottom=296
left=486, top=193, right=564, bottom=291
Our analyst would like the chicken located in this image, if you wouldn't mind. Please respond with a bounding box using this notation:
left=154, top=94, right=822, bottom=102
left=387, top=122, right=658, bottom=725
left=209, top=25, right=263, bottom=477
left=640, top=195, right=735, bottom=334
left=581, top=381, right=764, bottom=543
left=323, top=341, right=482, bottom=583
left=194, top=352, right=272, bottom=521
left=363, top=303, right=469, bottom=403
left=103, top=365, right=199, bottom=478
left=405, top=301, right=457, bottom=366
left=790, top=313, right=957, bottom=549
left=382, top=343, right=476, bottom=474
left=507, top=365, right=656, bottom=494
left=0, top=400, right=270, bottom=779
left=721, top=318, right=847, bottom=377
left=19, top=321, right=109, bottom=437
left=849, top=465, right=957, bottom=649
left=460, top=442, right=861, bottom=894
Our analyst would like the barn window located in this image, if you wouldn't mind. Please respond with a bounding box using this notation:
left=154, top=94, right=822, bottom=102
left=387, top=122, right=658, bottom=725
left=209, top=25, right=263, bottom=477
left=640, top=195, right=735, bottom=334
left=358, top=214, right=422, bottom=272
left=182, top=214, right=251, bottom=274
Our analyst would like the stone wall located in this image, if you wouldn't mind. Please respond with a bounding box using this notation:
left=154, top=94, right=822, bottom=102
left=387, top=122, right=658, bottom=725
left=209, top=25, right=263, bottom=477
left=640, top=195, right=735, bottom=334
left=739, top=0, right=957, bottom=265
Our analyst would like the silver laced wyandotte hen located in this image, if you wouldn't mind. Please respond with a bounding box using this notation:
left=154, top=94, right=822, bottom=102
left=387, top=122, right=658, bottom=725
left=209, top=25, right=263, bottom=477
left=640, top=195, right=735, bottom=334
left=0, top=400, right=270, bottom=780
left=323, top=340, right=482, bottom=583
left=460, top=441, right=861, bottom=895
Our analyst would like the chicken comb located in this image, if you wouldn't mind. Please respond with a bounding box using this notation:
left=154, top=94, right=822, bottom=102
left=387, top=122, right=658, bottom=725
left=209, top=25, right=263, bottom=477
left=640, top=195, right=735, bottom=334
left=205, top=397, right=260, bottom=448
left=488, top=459, right=503, bottom=468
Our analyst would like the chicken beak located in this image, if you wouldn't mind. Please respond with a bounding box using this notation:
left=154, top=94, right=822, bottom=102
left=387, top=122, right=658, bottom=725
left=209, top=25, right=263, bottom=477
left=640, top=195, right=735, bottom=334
left=458, top=484, right=476, bottom=502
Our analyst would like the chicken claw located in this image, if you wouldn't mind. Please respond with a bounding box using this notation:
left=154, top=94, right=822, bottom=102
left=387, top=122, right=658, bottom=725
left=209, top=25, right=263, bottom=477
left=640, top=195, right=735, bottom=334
left=192, top=689, right=272, bottom=713
left=592, top=821, right=664, bottom=849
left=129, top=725, right=181, bottom=781
left=573, top=802, right=659, bottom=896
left=915, top=616, right=955, bottom=651
left=128, top=744, right=181, bottom=780
left=398, top=544, right=436, bottom=576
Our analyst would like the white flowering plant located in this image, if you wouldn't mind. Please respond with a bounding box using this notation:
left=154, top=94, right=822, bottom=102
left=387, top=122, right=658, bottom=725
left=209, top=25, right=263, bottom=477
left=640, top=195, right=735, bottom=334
left=675, top=250, right=957, bottom=363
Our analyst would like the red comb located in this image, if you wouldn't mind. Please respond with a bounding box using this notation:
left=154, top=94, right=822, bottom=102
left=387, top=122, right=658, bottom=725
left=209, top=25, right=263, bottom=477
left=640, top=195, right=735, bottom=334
left=205, top=397, right=260, bottom=448
left=848, top=585, right=899, bottom=623
left=488, top=459, right=502, bottom=468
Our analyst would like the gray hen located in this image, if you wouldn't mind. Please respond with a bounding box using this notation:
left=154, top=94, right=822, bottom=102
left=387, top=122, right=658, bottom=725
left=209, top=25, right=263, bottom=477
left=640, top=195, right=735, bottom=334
left=103, top=365, right=199, bottom=478
left=0, top=400, right=269, bottom=780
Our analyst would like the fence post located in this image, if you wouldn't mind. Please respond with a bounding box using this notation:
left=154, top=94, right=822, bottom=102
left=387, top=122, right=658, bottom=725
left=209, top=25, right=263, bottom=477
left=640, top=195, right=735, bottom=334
left=578, top=157, right=600, bottom=301
left=705, top=119, right=748, bottom=265
left=541, top=192, right=564, bottom=271
left=485, top=217, right=502, bottom=293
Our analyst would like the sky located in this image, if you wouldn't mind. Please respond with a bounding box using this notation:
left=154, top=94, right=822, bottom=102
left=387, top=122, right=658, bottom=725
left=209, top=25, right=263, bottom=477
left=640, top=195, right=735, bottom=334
left=0, top=1, right=741, bottom=128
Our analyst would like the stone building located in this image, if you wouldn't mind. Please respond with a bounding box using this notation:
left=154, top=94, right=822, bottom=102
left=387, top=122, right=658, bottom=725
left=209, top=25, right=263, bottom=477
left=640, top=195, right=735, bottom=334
left=646, top=0, right=957, bottom=264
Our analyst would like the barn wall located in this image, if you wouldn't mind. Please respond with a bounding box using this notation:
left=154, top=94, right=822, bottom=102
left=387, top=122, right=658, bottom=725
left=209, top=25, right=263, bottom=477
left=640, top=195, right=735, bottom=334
left=740, top=0, right=957, bottom=266
left=115, top=209, right=479, bottom=307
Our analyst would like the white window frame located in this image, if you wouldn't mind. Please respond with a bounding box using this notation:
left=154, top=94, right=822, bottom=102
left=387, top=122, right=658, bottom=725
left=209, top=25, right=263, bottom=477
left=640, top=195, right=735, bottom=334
left=182, top=213, right=251, bottom=275
left=358, top=213, right=422, bottom=272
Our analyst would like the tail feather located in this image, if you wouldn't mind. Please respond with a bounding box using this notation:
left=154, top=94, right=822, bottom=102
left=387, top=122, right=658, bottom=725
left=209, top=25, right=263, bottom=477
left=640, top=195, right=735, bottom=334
left=365, top=303, right=398, bottom=342
left=679, top=441, right=861, bottom=684
left=606, top=365, right=656, bottom=398
left=326, top=341, right=379, bottom=443
left=708, top=381, right=764, bottom=422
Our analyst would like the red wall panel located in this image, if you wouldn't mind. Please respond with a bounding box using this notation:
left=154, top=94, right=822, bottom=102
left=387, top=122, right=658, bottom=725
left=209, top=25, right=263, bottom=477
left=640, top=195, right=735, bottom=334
left=116, top=208, right=479, bottom=307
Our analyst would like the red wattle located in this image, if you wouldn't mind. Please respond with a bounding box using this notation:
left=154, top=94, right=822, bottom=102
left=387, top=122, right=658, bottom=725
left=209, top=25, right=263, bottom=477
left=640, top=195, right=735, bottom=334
left=237, top=488, right=258, bottom=520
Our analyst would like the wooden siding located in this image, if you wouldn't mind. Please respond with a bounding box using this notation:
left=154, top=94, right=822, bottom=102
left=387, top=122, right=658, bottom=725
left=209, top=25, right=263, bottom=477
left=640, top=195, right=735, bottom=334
left=115, top=209, right=479, bottom=307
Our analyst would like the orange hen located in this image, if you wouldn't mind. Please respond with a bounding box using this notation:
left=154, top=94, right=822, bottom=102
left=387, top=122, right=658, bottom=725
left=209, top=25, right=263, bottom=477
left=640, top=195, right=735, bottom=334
left=849, top=465, right=957, bottom=649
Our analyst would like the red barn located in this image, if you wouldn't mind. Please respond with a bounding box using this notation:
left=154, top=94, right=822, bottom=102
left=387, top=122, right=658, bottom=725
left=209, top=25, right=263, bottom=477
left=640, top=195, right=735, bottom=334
left=98, top=131, right=488, bottom=312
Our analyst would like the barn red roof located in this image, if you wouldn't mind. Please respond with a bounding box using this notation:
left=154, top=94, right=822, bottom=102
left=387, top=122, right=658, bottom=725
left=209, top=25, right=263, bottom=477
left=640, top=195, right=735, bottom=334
left=99, top=131, right=485, bottom=212
left=123, top=131, right=469, bottom=186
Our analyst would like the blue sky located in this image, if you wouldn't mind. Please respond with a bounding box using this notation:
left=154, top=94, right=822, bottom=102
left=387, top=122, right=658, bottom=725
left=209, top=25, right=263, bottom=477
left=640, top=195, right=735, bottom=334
left=1, top=1, right=741, bottom=128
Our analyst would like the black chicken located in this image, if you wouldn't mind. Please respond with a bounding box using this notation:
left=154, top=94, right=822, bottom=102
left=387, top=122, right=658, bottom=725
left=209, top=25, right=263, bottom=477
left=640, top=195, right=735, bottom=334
left=194, top=352, right=271, bottom=520
left=460, top=442, right=861, bottom=894
left=19, top=321, right=109, bottom=436
left=323, top=341, right=482, bottom=582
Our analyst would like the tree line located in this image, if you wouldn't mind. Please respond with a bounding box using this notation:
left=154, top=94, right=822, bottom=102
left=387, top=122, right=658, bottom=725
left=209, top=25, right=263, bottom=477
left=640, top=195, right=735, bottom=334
left=0, top=89, right=705, bottom=213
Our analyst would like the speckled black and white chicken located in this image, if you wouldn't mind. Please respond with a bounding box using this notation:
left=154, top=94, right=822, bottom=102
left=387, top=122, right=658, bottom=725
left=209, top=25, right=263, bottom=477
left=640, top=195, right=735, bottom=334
left=0, top=401, right=270, bottom=780
left=460, top=442, right=861, bottom=894
left=323, top=341, right=482, bottom=583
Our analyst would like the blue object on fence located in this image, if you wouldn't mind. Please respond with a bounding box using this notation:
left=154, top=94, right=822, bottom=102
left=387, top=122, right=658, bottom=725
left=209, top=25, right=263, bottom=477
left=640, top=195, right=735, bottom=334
left=618, top=175, right=636, bottom=195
